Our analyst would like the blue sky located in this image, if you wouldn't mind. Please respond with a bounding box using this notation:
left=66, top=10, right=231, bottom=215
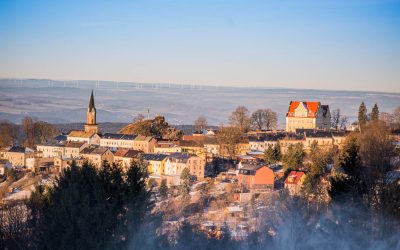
left=0, top=0, right=399, bottom=92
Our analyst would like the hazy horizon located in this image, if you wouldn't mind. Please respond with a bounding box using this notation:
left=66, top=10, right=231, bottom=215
left=1, top=78, right=399, bottom=127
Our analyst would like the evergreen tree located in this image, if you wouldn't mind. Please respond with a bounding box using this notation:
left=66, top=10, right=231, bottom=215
left=358, top=102, right=368, bottom=127
left=264, top=145, right=274, bottom=164
left=371, top=103, right=379, bottom=122
left=159, top=179, right=168, bottom=199
left=264, top=143, right=282, bottom=164
left=272, top=143, right=282, bottom=163
left=180, top=168, right=191, bottom=202
left=282, top=143, right=304, bottom=172
left=303, top=142, right=328, bottom=196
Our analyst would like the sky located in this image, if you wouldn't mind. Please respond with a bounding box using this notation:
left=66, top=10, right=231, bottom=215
left=0, top=0, right=399, bottom=93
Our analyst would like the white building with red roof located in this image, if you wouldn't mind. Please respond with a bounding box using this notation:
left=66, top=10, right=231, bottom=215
left=286, top=101, right=331, bottom=132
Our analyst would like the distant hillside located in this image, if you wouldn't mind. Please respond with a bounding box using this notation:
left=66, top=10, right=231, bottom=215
left=56, top=122, right=128, bottom=134
left=1, top=79, right=399, bottom=127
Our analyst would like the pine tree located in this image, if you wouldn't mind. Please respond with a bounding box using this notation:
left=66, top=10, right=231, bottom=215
left=180, top=168, right=191, bottom=202
left=371, top=103, right=379, bottom=122
left=159, top=179, right=168, bottom=199
left=264, top=145, right=274, bottom=164
left=358, top=102, right=368, bottom=127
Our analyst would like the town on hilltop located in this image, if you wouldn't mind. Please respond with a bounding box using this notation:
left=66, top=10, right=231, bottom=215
left=0, top=90, right=399, bottom=248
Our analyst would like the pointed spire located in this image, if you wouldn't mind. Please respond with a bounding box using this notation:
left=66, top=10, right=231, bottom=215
left=88, top=89, right=95, bottom=111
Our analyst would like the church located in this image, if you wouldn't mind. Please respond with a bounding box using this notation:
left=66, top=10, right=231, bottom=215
left=67, top=90, right=101, bottom=145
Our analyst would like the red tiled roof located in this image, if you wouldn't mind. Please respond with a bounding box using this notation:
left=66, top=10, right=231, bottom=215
left=284, top=171, right=305, bottom=185
left=286, top=101, right=320, bottom=118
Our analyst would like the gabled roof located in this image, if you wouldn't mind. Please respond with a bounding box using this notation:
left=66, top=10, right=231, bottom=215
left=68, top=130, right=96, bottom=138
left=286, top=101, right=320, bottom=118
left=90, top=148, right=110, bottom=155
left=39, top=142, right=64, bottom=147
left=142, top=154, right=168, bottom=161
left=102, top=133, right=137, bottom=140
left=54, top=134, right=67, bottom=142
left=125, top=149, right=141, bottom=158
left=238, top=164, right=268, bottom=175
left=64, top=141, right=86, bottom=148
left=300, top=130, right=333, bottom=138
left=114, top=149, right=129, bottom=157
left=81, top=147, right=109, bottom=155
left=167, top=152, right=193, bottom=163
left=284, top=171, right=305, bottom=185
left=8, top=146, right=28, bottom=153
left=155, top=141, right=180, bottom=148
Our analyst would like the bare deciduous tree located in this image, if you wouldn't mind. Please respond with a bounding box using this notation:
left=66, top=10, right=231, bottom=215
left=216, top=125, right=243, bottom=159
left=194, top=116, right=208, bottom=132
left=22, top=117, right=35, bottom=148
left=0, top=121, right=17, bottom=147
left=264, top=109, right=278, bottom=130
left=229, top=106, right=251, bottom=132
left=339, top=116, right=348, bottom=131
left=251, top=109, right=277, bottom=130
left=133, top=114, right=145, bottom=123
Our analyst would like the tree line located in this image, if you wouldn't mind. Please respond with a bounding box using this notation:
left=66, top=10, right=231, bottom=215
left=0, top=117, right=58, bottom=148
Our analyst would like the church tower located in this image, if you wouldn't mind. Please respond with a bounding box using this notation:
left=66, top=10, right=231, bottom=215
left=84, top=90, right=99, bottom=133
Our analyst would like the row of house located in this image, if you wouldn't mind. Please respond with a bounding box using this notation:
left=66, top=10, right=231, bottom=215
left=249, top=130, right=347, bottom=153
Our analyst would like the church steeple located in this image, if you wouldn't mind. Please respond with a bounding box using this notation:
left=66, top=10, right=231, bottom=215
left=84, top=90, right=98, bottom=133
left=88, top=89, right=96, bottom=112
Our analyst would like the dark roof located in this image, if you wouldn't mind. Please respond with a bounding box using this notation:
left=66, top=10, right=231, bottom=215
left=64, top=141, right=86, bottom=148
left=41, top=142, right=64, bottom=147
left=102, top=133, right=137, bottom=140
left=80, top=147, right=93, bottom=154
left=125, top=150, right=141, bottom=158
left=142, top=154, right=168, bottom=161
left=54, top=134, right=67, bottom=142
left=88, top=90, right=96, bottom=112
left=8, top=146, right=26, bottom=153
left=300, top=129, right=332, bottom=138
left=238, top=165, right=266, bottom=175
left=167, top=152, right=193, bottom=163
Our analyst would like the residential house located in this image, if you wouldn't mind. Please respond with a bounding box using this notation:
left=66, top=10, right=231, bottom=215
left=180, top=140, right=206, bottom=159
left=286, top=101, right=331, bottom=132
left=164, top=152, right=190, bottom=176
left=54, top=156, right=85, bottom=173
left=113, top=149, right=141, bottom=171
left=301, top=130, right=334, bottom=150
left=64, top=141, right=88, bottom=158
left=5, top=146, right=34, bottom=167
left=36, top=142, right=65, bottom=158
left=279, top=133, right=306, bottom=154
left=80, top=147, right=114, bottom=168
left=154, top=141, right=181, bottom=154
left=143, top=154, right=168, bottom=175
left=237, top=165, right=275, bottom=193
left=67, top=130, right=100, bottom=145
left=100, top=133, right=137, bottom=151
left=284, top=171, right=306, bottom=196
left=134, top=135, right=156, bottom=153
left=187, top=155, right=206, bottom=180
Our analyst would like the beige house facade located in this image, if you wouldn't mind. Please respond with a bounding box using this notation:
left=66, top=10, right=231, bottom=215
left=286, top=101, right=331, bottom=132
